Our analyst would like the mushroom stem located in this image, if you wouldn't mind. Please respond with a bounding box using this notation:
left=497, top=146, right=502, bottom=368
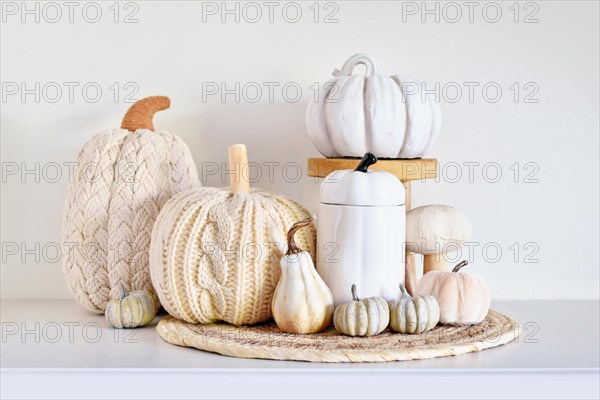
left=120, top=96, right=170, bottom=131
left=405, top=251, right=418, bottom=296
left=423, top=255, right=447, bottom=274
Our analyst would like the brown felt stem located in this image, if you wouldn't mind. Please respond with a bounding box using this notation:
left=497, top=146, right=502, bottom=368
left=121, top=96, right=171, bottom=131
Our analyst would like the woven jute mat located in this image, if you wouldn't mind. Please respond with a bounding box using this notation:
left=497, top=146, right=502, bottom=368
left=157, top=310, right=520, bottom=363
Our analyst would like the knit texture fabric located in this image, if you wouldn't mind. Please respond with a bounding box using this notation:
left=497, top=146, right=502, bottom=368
left=149, top=188, right=317, bottom=326
left=62, top=128, right=200, bottom=314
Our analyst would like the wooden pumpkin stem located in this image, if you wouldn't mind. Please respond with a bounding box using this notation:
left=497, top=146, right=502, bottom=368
left=399, top=283, right=411, bottom=299
left=118, top=282, right=129, bottom=299
left=121, top=96, right=171, bottom=131
left=452, top=260, right=469, bottom=273
left=228, top=144, right=250, bottom=193
left=351, top=284, right=360, bottom=301
left=285, top=216, right=313, bottom=256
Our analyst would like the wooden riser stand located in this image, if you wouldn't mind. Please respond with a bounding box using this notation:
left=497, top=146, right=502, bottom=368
left=307, top=157, right=438, bottom=295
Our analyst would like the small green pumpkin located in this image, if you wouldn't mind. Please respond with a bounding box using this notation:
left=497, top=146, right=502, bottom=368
left=333, top=284, right=389, bottom=337
left=105, top=283, right=158, bottom=328
left=389, top=284, right=439, bottom=334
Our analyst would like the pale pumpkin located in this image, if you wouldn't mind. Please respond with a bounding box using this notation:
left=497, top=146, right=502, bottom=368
left=306, top=53, right=441, bottom=159
left=333, top=285, right=389, bottom=337
left=271, top=217, right=334, bottom=334
left=62, top=96, right=200, bottom=313
left=389, top=284, right=439, bottom=334
left=416, top=261, right=490, bottom=325
left=105, top=283, right=157, bottom=328
left=149, top=145, right=316, bottom=326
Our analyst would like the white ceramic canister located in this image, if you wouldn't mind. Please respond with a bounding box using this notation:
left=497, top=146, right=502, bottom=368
left=317, top=153, right=406, bottom=306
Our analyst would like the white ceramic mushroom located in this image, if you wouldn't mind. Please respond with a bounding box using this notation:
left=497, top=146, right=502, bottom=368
left=406, top=205, right=472, bottom=274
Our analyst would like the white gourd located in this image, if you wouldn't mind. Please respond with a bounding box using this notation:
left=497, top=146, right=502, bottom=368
left=306, top=54, right=441, bottom=159
left=271, top=217, right=334, bottom=334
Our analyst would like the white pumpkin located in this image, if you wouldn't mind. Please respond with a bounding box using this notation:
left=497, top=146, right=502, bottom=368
left=389, top=284, right=439, bottom=334
left=333, top=284, right=390, bottom=337
left=271, top=217, right=334, bottom=334
left=416, top=261, right=490, bottom=325
left=105, top=283, right=157, bottom=329
left=306, top=54, right=441, bottom=159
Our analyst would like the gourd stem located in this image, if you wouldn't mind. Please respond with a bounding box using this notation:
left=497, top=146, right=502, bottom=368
left=452, top=260, right=469, bottom=273
left=354, top=152, right=377, bottom=173
left=399, top=283, right=411, bottom=299
left=285, top=217, right=313, bottom=256
left=121, top=96, right=170, bottom=131
left=351, top=284, right=360, bottom=301
left=118, top=282, right=129, bottom=299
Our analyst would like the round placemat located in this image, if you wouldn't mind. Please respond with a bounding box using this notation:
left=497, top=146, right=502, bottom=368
left=157, top=310, right=520, bottom=363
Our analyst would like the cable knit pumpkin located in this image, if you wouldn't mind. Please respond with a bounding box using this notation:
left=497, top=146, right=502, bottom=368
left=62, top=96, right=200, bottom=314
left=149, top=145, right=316, bottom=326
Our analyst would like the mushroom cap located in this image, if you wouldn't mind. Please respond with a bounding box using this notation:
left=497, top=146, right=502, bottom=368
left=406, top=205, right=472, bottom=255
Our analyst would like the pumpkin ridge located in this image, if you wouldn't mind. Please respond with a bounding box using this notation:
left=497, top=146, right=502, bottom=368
left=81, top=132, right=127, bottom=312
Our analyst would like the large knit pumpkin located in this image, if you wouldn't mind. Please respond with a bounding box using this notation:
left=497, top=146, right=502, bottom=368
left=62, top=96, right=200, bottom=313
left=149, top=145, right=316, bottom=326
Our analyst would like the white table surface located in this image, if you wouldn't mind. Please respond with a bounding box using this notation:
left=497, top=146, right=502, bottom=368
left=1, top=299, right=599, bottom=399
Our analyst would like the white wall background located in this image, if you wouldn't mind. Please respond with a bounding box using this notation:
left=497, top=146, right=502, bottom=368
left=1, top=1, right=598, bottom=300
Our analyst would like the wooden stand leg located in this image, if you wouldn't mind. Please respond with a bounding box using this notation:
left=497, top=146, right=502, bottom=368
left=403, top=181, right=417, bottom=296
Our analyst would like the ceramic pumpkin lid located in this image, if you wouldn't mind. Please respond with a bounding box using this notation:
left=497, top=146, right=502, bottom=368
left=319, top=153, right=405, bottom=207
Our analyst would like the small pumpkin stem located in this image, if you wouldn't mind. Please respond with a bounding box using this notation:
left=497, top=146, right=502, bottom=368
left=399, top=283, right=411, bottom=299
left=354, top=152, right=377, bottom=173
left=118, top=282, right=129, bottom=299
left=351, top=284, right=360, bottom=302
left=452, top=260, right=469, bottom=273
left=285, top=217, right=313, bottom=256
left=120, top=96, right=170, bottom=131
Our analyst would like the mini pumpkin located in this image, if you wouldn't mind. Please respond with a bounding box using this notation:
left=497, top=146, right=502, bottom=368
left=271, top=217, right=334, bottom=334
left=105, top=283, right=157, bottom=328
left=333, top=284, right=389, bottom=337
left=389, top=284, right=439, bottom=334
left=149, top=145, right=316, bottom=326
left=62, top=96, right=200, bottom=313
left=416, top=261, right=490, bottom=325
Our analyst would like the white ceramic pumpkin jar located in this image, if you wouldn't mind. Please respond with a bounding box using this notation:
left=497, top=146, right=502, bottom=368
left=316, top=153, right=405, bottom=306
left=306, top=53, right=441, bottom=159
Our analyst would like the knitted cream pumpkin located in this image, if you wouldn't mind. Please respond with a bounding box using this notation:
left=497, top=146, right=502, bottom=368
left=62, top=96, right=200, bottom=314
left=149, top=144, right=316, bottom=326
